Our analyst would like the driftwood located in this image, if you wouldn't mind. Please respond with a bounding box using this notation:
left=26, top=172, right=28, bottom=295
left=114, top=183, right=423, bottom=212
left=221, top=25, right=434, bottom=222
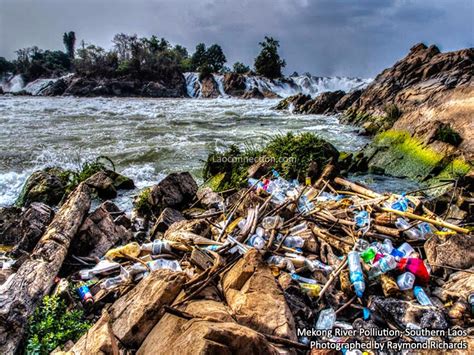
left=0, top=183, right=91, bottom=354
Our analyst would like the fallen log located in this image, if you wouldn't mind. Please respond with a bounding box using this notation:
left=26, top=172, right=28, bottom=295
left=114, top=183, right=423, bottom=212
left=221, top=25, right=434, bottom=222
left=0, top=183, right=91, bottom=354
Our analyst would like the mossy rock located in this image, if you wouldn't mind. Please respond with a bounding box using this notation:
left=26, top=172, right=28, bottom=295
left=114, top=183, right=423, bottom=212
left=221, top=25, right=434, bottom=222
left=133, top=187, right=153, bottom=216
left=15, top=167, right=72, bottom=207
left=203, top=132, right=339, bottom=191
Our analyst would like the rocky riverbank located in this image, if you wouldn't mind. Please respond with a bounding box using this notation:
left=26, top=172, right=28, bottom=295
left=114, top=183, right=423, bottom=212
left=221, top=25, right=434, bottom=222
left=277, top=43, right=473, bottom=186
left=0, top=142, right=472, bottom=353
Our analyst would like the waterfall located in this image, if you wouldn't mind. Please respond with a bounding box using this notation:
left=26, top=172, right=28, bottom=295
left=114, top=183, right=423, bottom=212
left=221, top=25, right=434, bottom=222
left=0, top=74, right=25, bottom=93
left=212, top=74, right=229, bottom=98
left=184, top=72, right=201, bottom=98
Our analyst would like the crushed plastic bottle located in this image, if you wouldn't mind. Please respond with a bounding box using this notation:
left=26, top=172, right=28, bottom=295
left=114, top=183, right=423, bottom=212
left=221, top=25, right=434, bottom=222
left=283, top=236, right=305, bottom=249
left=141, top=240, right=172, bottom=255
left=305, top=259, right=333, bottom=274
left=391, top=194, right=409, bottom=212
left=414, top=286, right=433, bottom=306
left=368, top=255, right=397, bottom=280
left=289, top=222, right=308, bottom=235
left=300, top=283, right=321, bottom=297
left=354, top=210, right=370, bottom=228
left=248, top=178, right=265, bottom=190
left=262, top=216, right=284, bottom=230
left=79, top=260, right=120, bottom=280
left=395, top=218, right=422, bottom=240
left=104, top=242, right=141, bottom=260
left=101, top=267, right=131, bottom=290
left=417, top=222, right=432, bottom=239
left=248, top=234, right=266, bottom=250
left=266, top=255, right=295, bottom=273
left=315, top=308, right=336, bottom=330
left=348, top=251, right=365, bottom=298
left=396, top=272, right=415, bottom=290
left=397, top=242, right=416, bottom=258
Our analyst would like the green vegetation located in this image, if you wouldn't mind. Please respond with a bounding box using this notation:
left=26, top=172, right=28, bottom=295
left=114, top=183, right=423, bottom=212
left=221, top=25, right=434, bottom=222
left=65, top=156, right=116, bottom=194
left=254, top=36, right=286, bottom=79
left=434, top=123, right=463, bottom=146
left=26, top=295, right=91, bottom=354
left=134, top=187, right=153, bottom=215
left=14, top=47, right=71, bottom=82
left=0, top=56, right=15, bottom=76
left=233, top=62, right=250, bottom=74
left=203, top=132, right=338, bottom=191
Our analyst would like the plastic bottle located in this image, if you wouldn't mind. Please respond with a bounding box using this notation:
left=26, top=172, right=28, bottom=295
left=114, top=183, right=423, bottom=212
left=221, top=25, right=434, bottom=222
left=255, top=226, right=266, bottom=238
left=101, top=268, right=131, bottom=290
left=354, top=211, right=370, bottom=228
left=104, top=242, right=141, bottom=261
left=413, top=286, right=433, bottom=306
left=141, top=240, right=172, bottom=255
left=297, top=195, right=314, bottom=214
left=248, top=234, right=266, bottom=250
left=417, top=222, right=432, bottom=239
left=291, top=273, right=318, bottom=284
left=381, top=239, right=394, bottom=254
left=360, top=246, right=377, bottom=264
left=397, top=242, right=415, bottom=258
left=266, top=255, right=295, bottom=273
left=79, top=260, right=121, bottom=280
left=397, top=272, right=415, bottom=290
left=348, top=251, right=365, bottom=298
left=391, top=194, right=409, bottom=212
left=395, top=218, right=422, bottom=240
left=397, top=258, right=430, bottom=284
left=354, top=239, right=370, bottom=252
left=315, top=308, right=336, bottom=330
left=283, top=236, right=305, bottom=249
left=262, top=216, right=284, bottom=230
left=289, top=222, right=308, bottom=235
left=248, top=178, right=265, bottom=190
left=300, top=283, right=321, bottom=297
left=305, top=259, right=333, bottom=274
left=368, top=255, right=397, bottom=279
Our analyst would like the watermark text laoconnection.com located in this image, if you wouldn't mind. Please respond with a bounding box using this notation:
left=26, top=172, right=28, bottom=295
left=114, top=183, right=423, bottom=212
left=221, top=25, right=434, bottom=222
left=211, top=156, right=297, bottom=164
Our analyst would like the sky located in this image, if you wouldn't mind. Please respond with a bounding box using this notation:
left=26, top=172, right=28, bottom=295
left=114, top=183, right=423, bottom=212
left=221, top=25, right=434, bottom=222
left=0, top=0, right=473, bottom=77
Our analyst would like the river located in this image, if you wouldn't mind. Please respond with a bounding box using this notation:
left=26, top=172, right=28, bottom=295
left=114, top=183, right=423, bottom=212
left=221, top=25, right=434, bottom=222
left=0, top=96, right=418, bottom=209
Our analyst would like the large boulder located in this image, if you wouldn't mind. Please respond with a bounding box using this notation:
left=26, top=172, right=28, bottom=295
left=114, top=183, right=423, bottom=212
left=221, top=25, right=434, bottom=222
left=70, top=269, right=187, bottom=352
left=138, top=299, right=279, bottom=354
left=149, top=172, right=198, bottom=215
left=70, top=201, right=132, bottom=258
left=149, top=207, right=185, bottom=238
left=200, top=76, right=220, bottom=98
left=334, top=89, right=363, bottom=112
left=223, top=73, right=247, bottom=97
left=15, top=168, right=69, bottom=207
left=425, top=234, right=474, bottom=272
left=242, top=87, right=265, bottom=99
left=274, top=93, right=311, bottom=111
left=299, top=90, right=346, bottom=114
left=221, top=249, right=297, bottom=340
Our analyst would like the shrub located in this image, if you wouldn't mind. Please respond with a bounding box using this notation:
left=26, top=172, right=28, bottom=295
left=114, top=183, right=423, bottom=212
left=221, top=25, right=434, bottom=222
left=434, top=124, right=463, bottom=146
left=26, top=295, right=91, bottom=354
left=233, top=62, right=250, bottom=74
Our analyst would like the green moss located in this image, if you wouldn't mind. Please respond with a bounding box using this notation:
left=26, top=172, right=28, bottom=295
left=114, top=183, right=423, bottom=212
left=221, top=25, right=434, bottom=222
left=65, top=156, right=116, bottom=194
left=133, top=187, right=152, bottom=215
left=26, top=295, right=91, bottom=354
left=203, top=132, right=339, bottom=191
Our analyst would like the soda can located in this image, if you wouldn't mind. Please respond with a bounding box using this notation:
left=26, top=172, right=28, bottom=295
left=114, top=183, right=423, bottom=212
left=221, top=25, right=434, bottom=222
left=77, top=285, right=93, bottom=303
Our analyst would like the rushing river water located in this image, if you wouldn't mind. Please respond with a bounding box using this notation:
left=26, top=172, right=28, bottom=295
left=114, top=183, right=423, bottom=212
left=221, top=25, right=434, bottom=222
left=0, top=96, right=418, bottom=209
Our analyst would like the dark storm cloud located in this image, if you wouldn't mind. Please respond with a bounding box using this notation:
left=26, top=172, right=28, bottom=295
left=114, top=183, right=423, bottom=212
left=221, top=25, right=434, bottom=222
left=1, top=0, right=472, bottom=76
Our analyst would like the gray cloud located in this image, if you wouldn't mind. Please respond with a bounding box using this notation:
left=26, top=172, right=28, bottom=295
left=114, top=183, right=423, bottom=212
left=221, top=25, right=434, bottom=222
left=0, top=0, right=472, bottom=77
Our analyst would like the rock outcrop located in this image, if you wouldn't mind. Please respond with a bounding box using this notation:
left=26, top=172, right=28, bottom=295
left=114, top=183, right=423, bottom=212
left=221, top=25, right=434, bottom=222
left=223, top=72, right=247, bottom=97
left=200, top=75, right=220, bottom=98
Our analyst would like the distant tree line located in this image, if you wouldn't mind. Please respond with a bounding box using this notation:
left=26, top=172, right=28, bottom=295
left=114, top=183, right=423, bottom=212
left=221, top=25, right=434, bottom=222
left=0, top=32, right=286, bottom=82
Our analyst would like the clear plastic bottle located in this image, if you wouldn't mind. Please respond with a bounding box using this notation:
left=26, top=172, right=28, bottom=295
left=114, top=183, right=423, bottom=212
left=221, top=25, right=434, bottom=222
left=413, top=286, right=433, bottom=306
left=248, top=234, right=266, bottom=250
left=79, top=260, right=120, bottom=280
left=315, top=308, right=336, bottom=330
left=262, top=216, right=284, bottom=230
left=397, top=272, right=415, bottom=290
left=355, top=239, right=370, bottom=252
left=291, top=273, right=318, bottom=284
left=397, top=242, right=415, bottom=258
left=354, top=211, right=370, bottom=228
left=395, top=218, right=422, bottom=240
left=141, top=240, right=172, bottom=255
left=101, top=268, right=131, bottom=290
left=348, top=251, right=365, bottom=298
left=368, top=255, right=398, bottom=279
left=289, top=222, right=308, bottom=235
left=305, top=259, right=333, bottom=274
left=283, top=236, right=305, bottom=249
left=297, top=195, right=314, bottom=214
left=248, top=178, right=264, bottom=190
left=417, top=222, right=432, bottom=239
left=381, top=239, right=394, bottom=254
left=266, top=255, right=295, bottom=273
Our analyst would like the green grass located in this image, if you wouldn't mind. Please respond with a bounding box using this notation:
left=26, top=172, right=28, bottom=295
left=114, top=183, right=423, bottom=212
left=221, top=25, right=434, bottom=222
left=26, top=295, right=91, bottom=354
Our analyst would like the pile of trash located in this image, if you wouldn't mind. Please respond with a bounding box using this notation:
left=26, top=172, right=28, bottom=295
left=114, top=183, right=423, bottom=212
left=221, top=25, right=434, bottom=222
left=1, top=168, right=473, bottom=354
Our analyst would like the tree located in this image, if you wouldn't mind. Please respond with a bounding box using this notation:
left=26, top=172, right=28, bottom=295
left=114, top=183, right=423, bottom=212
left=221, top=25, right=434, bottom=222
left=205, top=44, right=226, bottom=72
left=191, top=43, right=207, bottom=70
left=254, top=36, right=286, bottom=79
left=0, top=57, right=15, bottom=75
left=233, top=62, right=250, bottom=74
left=63, top=31, right=76, bottom=59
